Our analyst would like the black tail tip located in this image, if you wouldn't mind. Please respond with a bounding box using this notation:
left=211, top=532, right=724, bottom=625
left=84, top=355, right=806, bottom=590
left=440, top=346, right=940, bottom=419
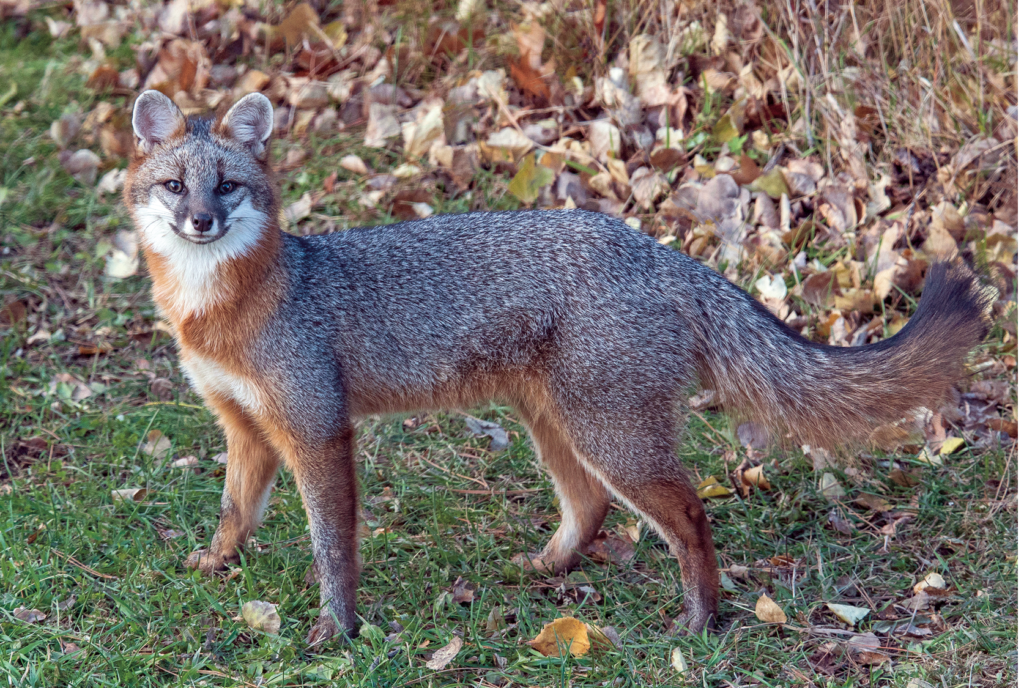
left=917, top=258, right=999, bottom=341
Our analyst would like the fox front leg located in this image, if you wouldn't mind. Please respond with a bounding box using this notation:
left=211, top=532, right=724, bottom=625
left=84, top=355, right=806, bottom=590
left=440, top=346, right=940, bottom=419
left=292, top=425, right=361, bottom=645
left=186, top=401, right=280, bottom=574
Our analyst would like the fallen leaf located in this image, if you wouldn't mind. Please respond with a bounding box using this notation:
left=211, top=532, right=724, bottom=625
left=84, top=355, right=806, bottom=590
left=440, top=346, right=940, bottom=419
left=854, top=650, right=890, bottom=665
left=749, top=169, right=789, bottom=199
left=584, top=530, right=636, bottom=564
left=712, top=112, right=739, bottom=143
left=340, top=154, right=369, bottom=175
left=484, top=606, right=506, bottom=633
left=939, top=437, right=964, bottom=455
left=670, top=646, right=688, bottom=672
left=451, top=576, right=476, bottom=604
left=13, top=607, right=46, bottom=623
left=630, top=166, right=670, bottom=210
left=888, top=468, right=920, bottom=487
left=241, top=600, right=281, bottom=634
left=171, top=456, right=198, bottom=468
left=589, top=120, right=621, bottom=163
left=402, top=99, right=445, bottom=159
left=912, top=572, right=946, bottom=595
left=284, top=192, right=313, bottom=224
left=211, top=452, right=229, bottom=464
left=826, top=602, right=869, bottom=625
left=364, top=103, right=401, bottom=148
left=141, top=429, right=172, bottom=459
left=50, top=113, right=81, bottom=149
left=105, top=230, right=139, bottom=279
left=528, top=617, right=591, bottom=657
left=464, top=416, right=509, bottom=451
left=276, top=2, right=320, bottom=48
left=157, top=527, right=185, bottom=540
left=695, top=475, right=733, bottom=499
left=587, top=624, right=622, bottom=649
left=96, top=168, right=126, bottom=195
left=508, top=154, right=555, bottom=205
left=61, top=149, right=101, bottom=185
left=112, top=488, right=149, bottom=503
left=741, top=465, right=771, bottom=491
left=52, top=372, right=93, bottom=401
left=426, top=635, right=463, bottom=669
left=827, top=508, right=855, bottom=535
left=819, top=472, right=845, bottom=498
left=853, top=494, right=893, bottom=512
left=754, top=594, right=787, bottom=624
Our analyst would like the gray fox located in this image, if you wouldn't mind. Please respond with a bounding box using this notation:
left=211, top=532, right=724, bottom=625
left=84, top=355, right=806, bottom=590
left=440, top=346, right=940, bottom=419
left=123, top=90, right=995, bottom=644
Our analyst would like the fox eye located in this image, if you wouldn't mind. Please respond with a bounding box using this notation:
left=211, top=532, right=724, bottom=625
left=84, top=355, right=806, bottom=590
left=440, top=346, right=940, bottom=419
left=218, top=181, right=236, bottom=194
left=164, top=180, right=184, bottom=194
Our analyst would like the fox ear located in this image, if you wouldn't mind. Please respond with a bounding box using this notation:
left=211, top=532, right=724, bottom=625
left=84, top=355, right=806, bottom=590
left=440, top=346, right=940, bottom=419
left=221, top=93, right=274, bottom=159
left=131, top=90, right=185, bottom=153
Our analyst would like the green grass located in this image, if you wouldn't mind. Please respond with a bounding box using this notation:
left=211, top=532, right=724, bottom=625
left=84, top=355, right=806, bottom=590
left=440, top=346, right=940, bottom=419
left=0, top=11, right=1017, bottom=688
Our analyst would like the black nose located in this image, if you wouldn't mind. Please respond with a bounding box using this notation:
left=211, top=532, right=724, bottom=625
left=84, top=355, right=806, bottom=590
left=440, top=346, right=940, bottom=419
left=193, top=213, right=213, bottom=233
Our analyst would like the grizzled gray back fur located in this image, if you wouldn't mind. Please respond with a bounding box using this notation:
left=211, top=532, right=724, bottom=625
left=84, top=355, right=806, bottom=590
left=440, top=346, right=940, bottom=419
left=252, top=209, right=993, bottom=451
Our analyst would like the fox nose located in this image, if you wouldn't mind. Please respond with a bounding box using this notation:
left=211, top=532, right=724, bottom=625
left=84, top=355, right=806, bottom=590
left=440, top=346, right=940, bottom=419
left=192, top=213, right=213, bottom=234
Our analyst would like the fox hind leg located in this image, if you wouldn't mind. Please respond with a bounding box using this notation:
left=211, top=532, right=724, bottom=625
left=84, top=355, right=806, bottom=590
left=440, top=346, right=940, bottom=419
left=559, top=410, right=719, bottom=632
left=515, top=411, right=610, bottom=575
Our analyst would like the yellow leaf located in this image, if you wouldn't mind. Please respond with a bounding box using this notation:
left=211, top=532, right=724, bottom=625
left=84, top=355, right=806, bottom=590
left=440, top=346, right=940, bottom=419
left=670, top=647, right=688, bottom=672
left=508, top=154, right=555, bottom=205
left=712, top=112, right=739, bottom=143
left=749, top=169, right=790, bottom=198
left=939, top=437, right=964, bottom=455
left=527, top=617, right=591, bottom=657
left=695, top=476, right=733, bottom=499
left=754, top=594, right=787, bottom=624
left=742, top=465, right=771, bottom=491
left=241, top=600, right=281, bottom=634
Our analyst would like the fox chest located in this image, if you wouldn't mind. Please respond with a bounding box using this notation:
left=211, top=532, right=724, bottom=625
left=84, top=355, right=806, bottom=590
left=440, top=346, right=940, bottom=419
left=180, top=354, right=264, bottom=413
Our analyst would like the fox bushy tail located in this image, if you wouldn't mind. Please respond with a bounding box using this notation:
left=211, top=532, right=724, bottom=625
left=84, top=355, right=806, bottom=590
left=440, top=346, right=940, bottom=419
left=688, top=259, right=996, bottom=448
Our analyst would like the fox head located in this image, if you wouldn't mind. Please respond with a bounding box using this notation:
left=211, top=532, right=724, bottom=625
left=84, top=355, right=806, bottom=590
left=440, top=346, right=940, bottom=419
left=125, top=90, right=278, bottom=254
left=124, top=91, right=282, bottom=318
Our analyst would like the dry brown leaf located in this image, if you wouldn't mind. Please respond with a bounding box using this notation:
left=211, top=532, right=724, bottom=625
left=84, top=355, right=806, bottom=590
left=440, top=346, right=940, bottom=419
left=741, top=465, right=770, bottom=491
left=912, top=572, right=946, bottom=595
left=277, top=2, right=320, bottom=49
left=451, top=576, right=476, bottom=604
left=528, top=617, right=591, bottom=657
left=364, top=103, right=401, bottom=148
left=853, top=494, right=892, bottom=512
left=61, top=149, right=100, bottom=185
left=754, top=594, right=786, bottom=623
left=402, top=99, right=445, bottom=159
left=630, top=166, right=669, bottom=210
left=13, top=607, right=46, bottom=623
left=426, top=635, right=462, bottom=670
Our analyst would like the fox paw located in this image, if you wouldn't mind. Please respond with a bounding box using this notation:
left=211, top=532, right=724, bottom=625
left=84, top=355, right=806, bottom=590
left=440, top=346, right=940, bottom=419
left=668, top=608, right=716, bottom=636
left=512, top=552, right=560, bottom=575
left=184, top=549, right=232, bottom=575
left=305, top=616, right=344, bottom=647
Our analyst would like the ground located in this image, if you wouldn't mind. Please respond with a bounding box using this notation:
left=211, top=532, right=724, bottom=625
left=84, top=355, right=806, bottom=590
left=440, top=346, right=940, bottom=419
left=0, top=1, right=1017, bottom=686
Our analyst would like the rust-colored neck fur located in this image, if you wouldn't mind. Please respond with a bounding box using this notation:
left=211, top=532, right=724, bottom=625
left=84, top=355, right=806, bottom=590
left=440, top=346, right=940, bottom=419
left=144, top=225, right=285, bottom=360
